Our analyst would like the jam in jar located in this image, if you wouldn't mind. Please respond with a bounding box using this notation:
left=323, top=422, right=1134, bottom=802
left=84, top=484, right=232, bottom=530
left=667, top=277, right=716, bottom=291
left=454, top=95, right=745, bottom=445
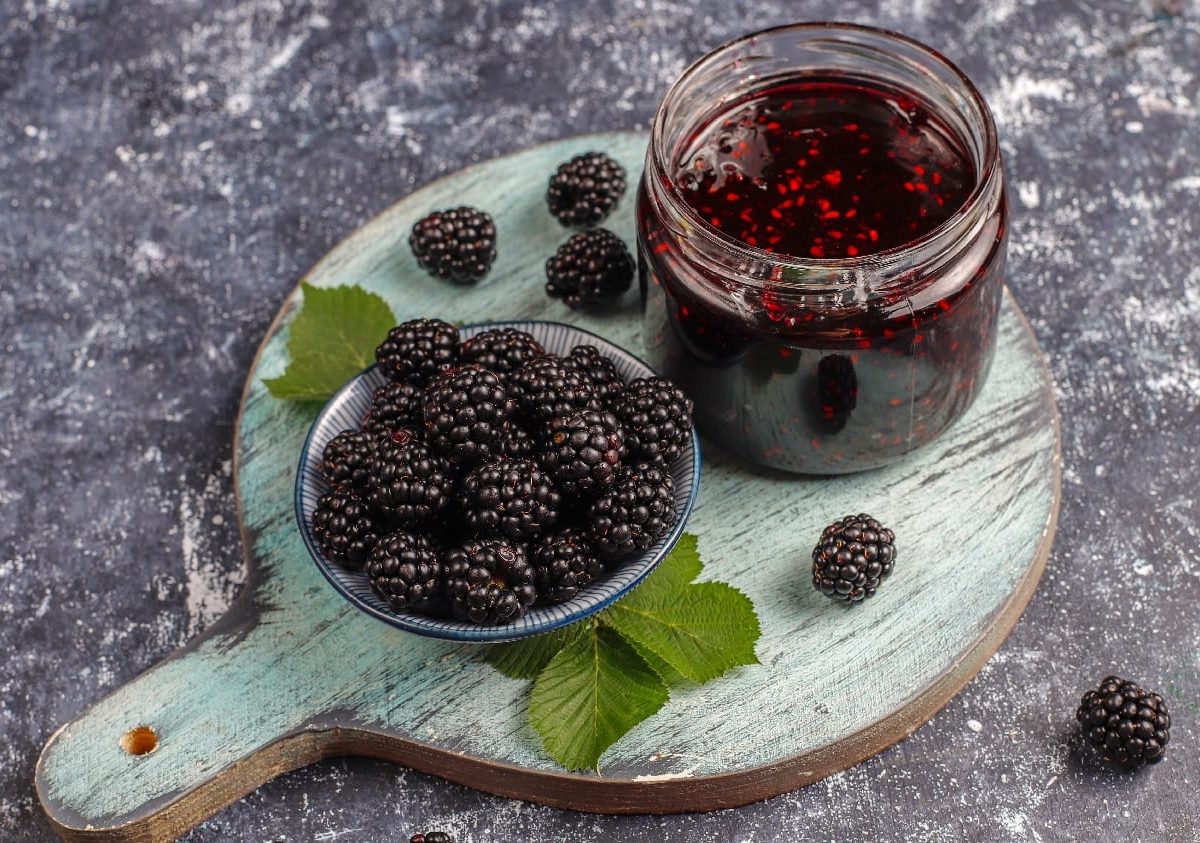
left=638, top=23, right=1007, bottom=473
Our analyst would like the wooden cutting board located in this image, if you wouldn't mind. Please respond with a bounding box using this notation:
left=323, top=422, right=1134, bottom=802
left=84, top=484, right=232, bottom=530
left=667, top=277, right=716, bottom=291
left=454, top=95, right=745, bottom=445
left=36, top=132, right=1060, bottom=842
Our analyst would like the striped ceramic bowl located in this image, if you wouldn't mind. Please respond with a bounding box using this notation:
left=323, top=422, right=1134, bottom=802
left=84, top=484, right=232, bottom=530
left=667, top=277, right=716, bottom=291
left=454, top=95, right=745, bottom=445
left=295, top=321, right=701, bottom=643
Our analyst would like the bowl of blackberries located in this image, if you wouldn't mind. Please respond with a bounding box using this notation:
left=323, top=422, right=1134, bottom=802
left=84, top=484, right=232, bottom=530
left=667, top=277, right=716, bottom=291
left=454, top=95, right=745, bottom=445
left=295, top=317, right=700, bottom=642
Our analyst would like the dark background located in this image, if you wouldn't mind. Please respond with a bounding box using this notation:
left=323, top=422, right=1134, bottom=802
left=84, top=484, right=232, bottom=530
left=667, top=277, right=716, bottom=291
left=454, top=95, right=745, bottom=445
left=3, top=0, right=1198, bottom=840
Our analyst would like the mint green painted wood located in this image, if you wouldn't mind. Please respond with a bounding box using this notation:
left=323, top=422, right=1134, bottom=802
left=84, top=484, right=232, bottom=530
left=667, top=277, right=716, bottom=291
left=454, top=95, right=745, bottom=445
left=36, top=132, right=1060, bottom=839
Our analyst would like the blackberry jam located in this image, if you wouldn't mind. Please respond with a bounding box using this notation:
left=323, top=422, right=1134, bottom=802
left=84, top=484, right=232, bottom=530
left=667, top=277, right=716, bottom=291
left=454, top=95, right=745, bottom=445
left=638, top=24, right=1007, bottom=473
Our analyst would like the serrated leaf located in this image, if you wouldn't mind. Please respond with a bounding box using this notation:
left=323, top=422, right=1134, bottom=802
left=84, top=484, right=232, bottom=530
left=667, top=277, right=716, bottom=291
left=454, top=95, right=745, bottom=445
left=263, top=283, right=396, bottom=401
left=529, top=625, right=668, bottom=771
left=618, top=632, right=691, bottom=686
left=633, top=533, right=703, bottom=595
left=484, top=624, right=586, bottom=680
left=604, top=581, right=760, bottom=683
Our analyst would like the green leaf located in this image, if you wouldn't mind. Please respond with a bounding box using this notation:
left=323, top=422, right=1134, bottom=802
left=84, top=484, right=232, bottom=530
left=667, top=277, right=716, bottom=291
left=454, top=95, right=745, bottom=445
left=484, top=624, right=586, bottom=680
left=529, top=624, right=668, bottom=771
left=635, top=533, right=703, bottom=594
left=604, top=581, right=760, bottom=684
left=263, top=283, right=396, bottom=401
left=619, top=633, right=691, bottom=686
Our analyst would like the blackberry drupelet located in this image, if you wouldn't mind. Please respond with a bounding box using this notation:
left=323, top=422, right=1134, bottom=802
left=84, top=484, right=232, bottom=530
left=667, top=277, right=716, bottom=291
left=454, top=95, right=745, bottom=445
left=458, top=458, right=561, bottom=541
left=611, top=377, right=694, bottom=466
left=362, top=428, right=455, bottom=527
left=367, top=531, right=442, bottom=614
left=510, top=355, right=600, bottom=423
left=532, top=528, right=603, bottom=604
left=811, top=514, right=896, bottom=605
left=545, top=229, right=635, bottom=309
left=540, top=409, right=625, bottom=497
left=363, top=380, right=424, bottom=435
left=310, top=488, right=380, bottom=569
left=444, top=539, right=537, bottom=624
left=422, top=364, right=516, bottom=467
left=546, top=151, right=627, bottom=227
left=588, top=462, right=677, bottom=556
left=376, top=318, right=460, bottom=386
left=566, top=344, right=625, bottom=403
left=409, top=207, right=497, bottom=284
left=815, top=354, right=858, bottom=433
left=321, top=429, right=376, bottom=491
left=1077, top=676, right=1170, bottom=769
left=460, top=328, right=546, bottom=377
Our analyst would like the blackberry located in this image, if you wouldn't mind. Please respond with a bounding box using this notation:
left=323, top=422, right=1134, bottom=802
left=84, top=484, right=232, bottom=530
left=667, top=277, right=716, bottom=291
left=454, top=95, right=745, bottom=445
left=444, top=539, right=536, bottom=624
left=532, top=528, right=603, bottom=604
left=566, top=344, right=625, bottom=403
left=310, top=488, right=380, bottom=569
left=815, top=354, right=858, bottom=433
left=458, top=458, right=561, bottom=541
left=410, top=833, right=454, bottom=843
left=589, top=462, right=677, bottom=557
left=498, top=422, right=536, bottom=460
left=545, top=229, right=634, bottom=309
left=1077, top=676, right=1170, bottom=769
left=409, top=207, right=497, bottom=284
left=611, top=378, right=694, bottom=466
left=811, top=514, right=896, bottom=605
left=362, top=428, right=455, bottom=527
left=367, top=531, right=442, bottom=614
left=547, top=151, right=627, bottom=227
left=540, top=409, right=624, bottom=497
left=422, top=364, right=516, bottom=466
left=321, top=429, right=376, bottom=491
left=510, top=356, right=600, bottom=423
left=363, top=381, right=423, bottom=435
left=376, top=318, right=460, bottom=386
left=460, top=328, right=545, bottom=377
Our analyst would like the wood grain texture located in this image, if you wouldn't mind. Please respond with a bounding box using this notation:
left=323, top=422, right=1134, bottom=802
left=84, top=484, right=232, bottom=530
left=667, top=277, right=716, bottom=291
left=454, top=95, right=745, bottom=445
left=35, top=132, right=1060, bottom=841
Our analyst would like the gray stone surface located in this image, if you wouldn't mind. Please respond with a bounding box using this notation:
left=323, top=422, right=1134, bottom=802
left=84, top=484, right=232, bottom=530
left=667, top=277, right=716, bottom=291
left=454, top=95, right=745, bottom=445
left=2, top=0, right=1197, bottom=840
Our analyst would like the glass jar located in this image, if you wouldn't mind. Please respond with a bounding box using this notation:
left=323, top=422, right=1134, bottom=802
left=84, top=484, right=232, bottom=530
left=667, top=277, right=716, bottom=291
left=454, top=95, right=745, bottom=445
left=637, top=23, right=1007, bottom=474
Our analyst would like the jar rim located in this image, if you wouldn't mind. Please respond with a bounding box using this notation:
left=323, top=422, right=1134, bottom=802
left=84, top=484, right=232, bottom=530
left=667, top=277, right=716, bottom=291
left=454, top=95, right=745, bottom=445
left=648, top=21, right=1002, bottom=277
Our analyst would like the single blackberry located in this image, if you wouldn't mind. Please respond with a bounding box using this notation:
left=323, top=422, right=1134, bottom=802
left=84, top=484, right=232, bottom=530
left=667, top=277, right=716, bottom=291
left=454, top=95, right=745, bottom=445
left=611, top=377, right=694, bottom=466
left=458, top=458, right=561, bottom=541
left=409, top=207, right=497, bottom=284
left=410, top=833, right=454, bottom=843
left=460, top=328, right=545, bottom=377
left=376, top=319, right=460, bottom=386
left=367, top=531, right=442, bottom=614
left=545, top=229, right=634, bottom=309
left=566, top=344, right=625, bottom=403
left=815, top=354, right=858, bottom=433
left=363, top=380, right=424, bottom=434
left=540, top=409, right=624, bottom=497
left=444, top=539, right=536, bottom=624
left=811, top=514, right=896, bottom=605
left=310, top=488, right=380, bottom=569
left=422, top=364, right=516, bottom=467
left=589, top=462, right=677, bottom=557
left=1077, top=676, right=1170, bottom=769
left=498, top=422, right=536, bottom=460
left=321, top=429, right=376, bottom=491
left=547, top=151, right=627, bottom=227
left=532, top=528, right=603, bottom=604
left=362, top=428, right=455, bottom=527
left=510, top=356, right=600, bottom=423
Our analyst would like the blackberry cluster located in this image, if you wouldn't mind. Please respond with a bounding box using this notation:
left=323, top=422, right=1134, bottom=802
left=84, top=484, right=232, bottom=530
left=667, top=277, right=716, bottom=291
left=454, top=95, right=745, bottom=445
left=308, top=319, right=693, bottom=625
left=546, top=151, right=627, bottom=227
left=409, top=207, right=497, bottom=284
left=410, top=832, right=454, bottom=843
left=811, top=514, right=896, bottom=605
left=545, top=229, right=635, bottom=309
left=1077, top=676, right=1170, bottom=769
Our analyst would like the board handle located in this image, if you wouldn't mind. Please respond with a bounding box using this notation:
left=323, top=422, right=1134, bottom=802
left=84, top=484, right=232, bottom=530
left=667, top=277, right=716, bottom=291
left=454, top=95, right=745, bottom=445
left=35, top=601, right=338, bottom=842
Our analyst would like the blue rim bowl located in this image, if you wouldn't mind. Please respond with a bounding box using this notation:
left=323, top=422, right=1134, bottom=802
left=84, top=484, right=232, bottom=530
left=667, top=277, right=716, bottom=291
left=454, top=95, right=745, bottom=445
left=295, top=320, right=702, bottom=643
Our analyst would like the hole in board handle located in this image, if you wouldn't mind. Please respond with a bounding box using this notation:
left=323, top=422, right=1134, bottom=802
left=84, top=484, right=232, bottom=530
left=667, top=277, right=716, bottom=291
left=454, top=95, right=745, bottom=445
left=120, top=725, right=158, bottom=756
